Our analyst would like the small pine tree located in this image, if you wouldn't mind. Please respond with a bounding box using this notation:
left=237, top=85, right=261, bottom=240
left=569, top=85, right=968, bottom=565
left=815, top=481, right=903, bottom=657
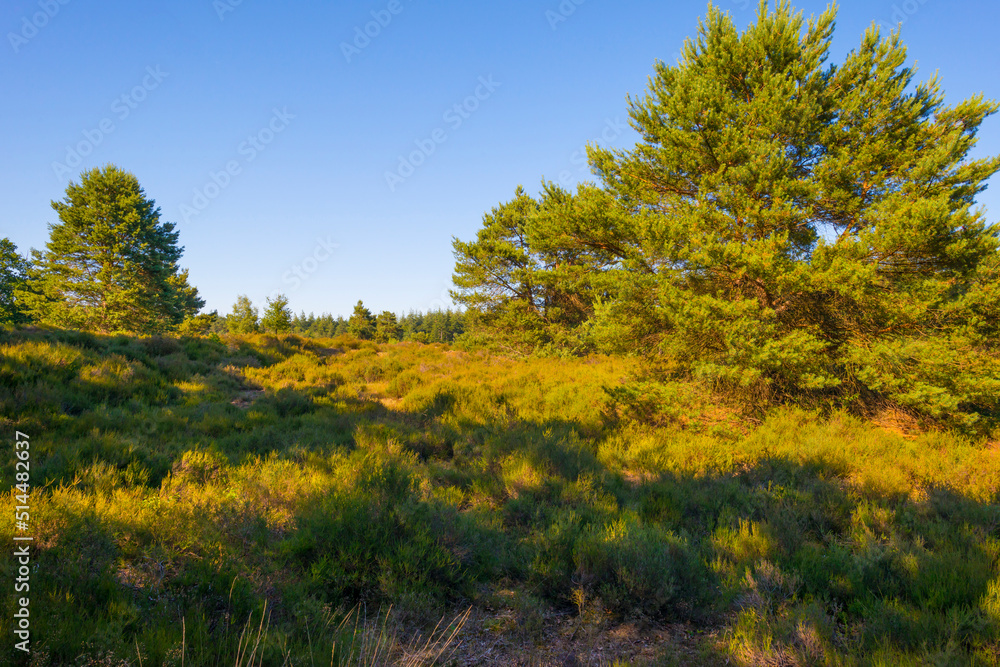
left=375, top=311, right=402, bottom=343
left=228, top=295, right=259, bottom=334
left=177, top=310, right=219, bottom=336
left=260, top=294, right=293, bottom=334
left=0, top=238, right=30, bottom=326
left=348, top=300, right=375, bottom=340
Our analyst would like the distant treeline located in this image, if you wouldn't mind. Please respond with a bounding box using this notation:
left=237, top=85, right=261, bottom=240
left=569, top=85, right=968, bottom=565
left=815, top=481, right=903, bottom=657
left=203, top=299, right=465, bottom=343
left=288, top=309, right=465, bottom=342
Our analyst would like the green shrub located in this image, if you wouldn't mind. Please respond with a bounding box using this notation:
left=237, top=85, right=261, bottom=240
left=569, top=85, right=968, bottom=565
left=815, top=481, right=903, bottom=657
left=573, top=517, right=711, bottom=619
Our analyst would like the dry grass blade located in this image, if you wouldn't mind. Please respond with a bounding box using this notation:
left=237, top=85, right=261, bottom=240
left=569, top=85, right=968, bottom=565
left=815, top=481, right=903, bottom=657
left=235, top=601, right=271, bottom=667
left=425, top=606, right=472, bottom=666
left=327, top=604, right=470, bottom=666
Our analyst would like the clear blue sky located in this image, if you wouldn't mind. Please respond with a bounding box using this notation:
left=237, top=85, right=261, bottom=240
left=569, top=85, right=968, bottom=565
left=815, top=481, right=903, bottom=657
left=3, top=0, right=998, bottom=318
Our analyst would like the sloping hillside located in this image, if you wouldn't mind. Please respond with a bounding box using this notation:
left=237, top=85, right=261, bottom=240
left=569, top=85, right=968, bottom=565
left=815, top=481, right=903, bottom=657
left=1, top=328, right=999, bottom=665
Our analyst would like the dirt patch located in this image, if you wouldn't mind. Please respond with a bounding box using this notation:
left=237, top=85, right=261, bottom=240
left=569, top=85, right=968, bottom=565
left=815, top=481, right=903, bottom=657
left=440, top=608, right=725, bottom=666
left=230, top=389, right=265, bottom=409
left=621, top=469, right=657, bottom=488
left=872, top=407, right=924, bottom=439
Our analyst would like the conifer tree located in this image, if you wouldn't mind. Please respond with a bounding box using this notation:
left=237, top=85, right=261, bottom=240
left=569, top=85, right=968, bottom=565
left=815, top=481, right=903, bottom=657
left=21, top=166, right=204, bottom=334
left=177, top=310, right=219, bottom=336
left=375, top=311, right=402, bottom=342
left=585, top=0, right=1000, bottom=414
left=455, top=1, right=1000, bottom=422
left=452, top=183, right=644, bottom=352
left=260, top=294, right=293, bottom=334
left=348, top=300, right=375, bottom=340
left=228, top=295, right=259, bottom=334
left=451, top=187, right=551, bottom=352
left=0, top=239, right=30, bottom=326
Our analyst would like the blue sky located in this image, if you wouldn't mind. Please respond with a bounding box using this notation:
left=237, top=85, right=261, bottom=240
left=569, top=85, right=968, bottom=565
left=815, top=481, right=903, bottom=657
left=2, top=0, right=998, bottom=318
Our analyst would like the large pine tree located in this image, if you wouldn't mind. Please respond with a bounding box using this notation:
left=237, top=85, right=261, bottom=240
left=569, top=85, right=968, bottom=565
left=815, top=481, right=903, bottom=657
left=22, top=165, right=204, bottom=334
left=585, top=1, right=1000, bottom=416
left=455, top=1, right=1000, bottom=422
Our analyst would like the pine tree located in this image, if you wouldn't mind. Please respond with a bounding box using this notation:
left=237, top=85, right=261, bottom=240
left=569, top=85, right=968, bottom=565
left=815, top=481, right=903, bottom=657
left=451, top=183, right=639, bottom=353
left=260, top=294, right=293, bottom=334
left=451, top=187, right=548, bottom=352
left=455, top=1, right=1000, bottom=423
left=348, top=300, right=375, bottom=340
left=583, top=1, right=1000, bottom=417
left=21, top=165, right=204, bottom=334
left=177, top=310, right=219, bottom=336
left=228, top=295, right=259, bottom=334
left=0, top=239, right=30, bottom=326
left=375, top=311, right=402, bottom=343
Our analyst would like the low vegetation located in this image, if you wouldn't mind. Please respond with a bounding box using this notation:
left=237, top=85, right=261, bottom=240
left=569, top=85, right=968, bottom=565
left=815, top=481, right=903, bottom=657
left=1, top=327, right=998, bottom=665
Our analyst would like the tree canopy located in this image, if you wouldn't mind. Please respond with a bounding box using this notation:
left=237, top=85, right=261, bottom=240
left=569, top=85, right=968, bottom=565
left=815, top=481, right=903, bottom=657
left=229, top=295, right=259, bottom=334
left=20, top=165, right=204, bottom=334
left=348, top=300, right=375, bottom=340
left=452, top=1, right=1000, bottom=424
left=0, top=238, right=30, bottom=326
left=261, top=294, right=293, bottom=334
left=375, top=310, right=402, bottom=343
